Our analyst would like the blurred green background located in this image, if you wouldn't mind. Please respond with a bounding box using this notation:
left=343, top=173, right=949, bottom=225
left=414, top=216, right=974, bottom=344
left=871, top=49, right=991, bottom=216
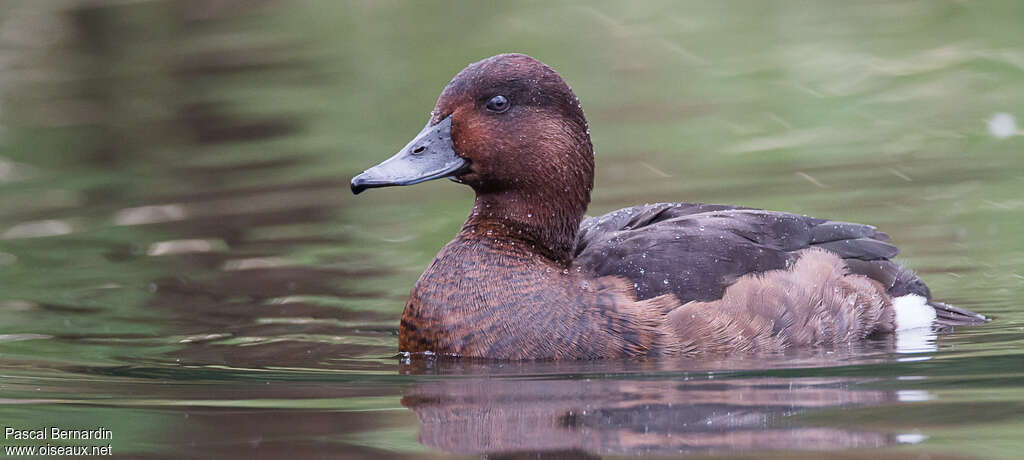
left=0, top=1, right=1022, bottom=458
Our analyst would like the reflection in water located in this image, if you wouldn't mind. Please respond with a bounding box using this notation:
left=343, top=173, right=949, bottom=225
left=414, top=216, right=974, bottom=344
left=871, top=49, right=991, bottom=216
left=400, top=357, right=914, bottom=457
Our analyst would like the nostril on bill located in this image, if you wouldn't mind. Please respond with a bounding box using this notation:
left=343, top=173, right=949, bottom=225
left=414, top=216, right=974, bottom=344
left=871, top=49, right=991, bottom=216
left=412, top=145, right=426, bottom=154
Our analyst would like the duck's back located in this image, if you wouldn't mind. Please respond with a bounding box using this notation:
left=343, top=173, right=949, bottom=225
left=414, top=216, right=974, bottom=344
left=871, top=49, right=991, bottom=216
left=575, top=203, right=984, bottom=326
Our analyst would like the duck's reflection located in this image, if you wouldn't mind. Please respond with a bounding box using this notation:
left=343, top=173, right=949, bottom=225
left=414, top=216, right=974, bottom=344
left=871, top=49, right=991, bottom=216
left=400, top=358, right=905, bottom=456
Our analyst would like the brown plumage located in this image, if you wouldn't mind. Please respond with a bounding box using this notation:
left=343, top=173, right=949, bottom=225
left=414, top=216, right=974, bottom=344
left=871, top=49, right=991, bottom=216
left=353, top=53, right=987, bottom=360
left=667, top=248, right=894, bottom=354
left=400, top=233, right=681, bottom=359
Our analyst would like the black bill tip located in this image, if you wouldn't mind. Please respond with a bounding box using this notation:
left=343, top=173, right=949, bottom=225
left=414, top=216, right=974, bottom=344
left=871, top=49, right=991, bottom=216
left=350, top=175, right=371, bottom=195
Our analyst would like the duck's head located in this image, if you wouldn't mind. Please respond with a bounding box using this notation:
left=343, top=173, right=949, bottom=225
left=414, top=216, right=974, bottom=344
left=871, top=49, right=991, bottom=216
left=351, top=53, right=593, bottom=202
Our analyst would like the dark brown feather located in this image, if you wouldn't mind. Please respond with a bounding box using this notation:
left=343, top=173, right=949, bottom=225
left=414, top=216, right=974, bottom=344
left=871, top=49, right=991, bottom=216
left=576, top=203, right=905, bottom=302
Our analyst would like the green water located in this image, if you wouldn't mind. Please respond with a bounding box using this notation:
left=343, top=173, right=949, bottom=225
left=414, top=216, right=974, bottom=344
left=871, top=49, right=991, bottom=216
left=1, top=1, right=1023, bottom=458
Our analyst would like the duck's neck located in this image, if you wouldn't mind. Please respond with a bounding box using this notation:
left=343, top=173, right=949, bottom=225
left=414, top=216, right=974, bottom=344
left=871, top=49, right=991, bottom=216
left=461, top=188, right=589, bottom=266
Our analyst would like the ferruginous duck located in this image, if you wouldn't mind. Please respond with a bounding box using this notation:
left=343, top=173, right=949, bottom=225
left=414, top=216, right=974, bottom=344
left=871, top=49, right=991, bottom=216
left=351, top=53, right=986, bottom=360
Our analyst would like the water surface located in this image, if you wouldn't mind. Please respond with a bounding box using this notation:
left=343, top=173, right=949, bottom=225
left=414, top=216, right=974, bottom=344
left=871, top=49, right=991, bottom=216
left=1, top=1, right=1023, bottom=458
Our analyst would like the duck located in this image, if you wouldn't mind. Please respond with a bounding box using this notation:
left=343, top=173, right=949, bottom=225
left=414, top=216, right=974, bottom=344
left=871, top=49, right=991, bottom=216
left=350, top=53, right=987, bottom=360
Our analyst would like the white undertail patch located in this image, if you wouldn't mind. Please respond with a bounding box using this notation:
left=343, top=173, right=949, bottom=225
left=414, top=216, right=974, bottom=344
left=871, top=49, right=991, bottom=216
left=893, top=294, right=936, bottom=331
left=893, top=294, right=938, bottom=354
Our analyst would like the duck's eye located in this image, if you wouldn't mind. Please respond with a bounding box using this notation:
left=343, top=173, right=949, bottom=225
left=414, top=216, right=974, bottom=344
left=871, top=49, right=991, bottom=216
left=485, top=95, right=510, bottom=113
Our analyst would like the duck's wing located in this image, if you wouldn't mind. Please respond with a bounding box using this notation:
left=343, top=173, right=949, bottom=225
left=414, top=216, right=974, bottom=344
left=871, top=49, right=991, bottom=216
left=575, top=202, right=912, bottom=304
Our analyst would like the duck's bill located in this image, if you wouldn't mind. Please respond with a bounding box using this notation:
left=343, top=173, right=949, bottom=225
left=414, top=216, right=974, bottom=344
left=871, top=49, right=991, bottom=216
left=351, top=116, right=468, bottom=194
